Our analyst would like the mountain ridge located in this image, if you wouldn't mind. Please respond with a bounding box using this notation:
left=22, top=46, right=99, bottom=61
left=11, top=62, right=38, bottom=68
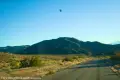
left=0, top=37, right=120, bottom=56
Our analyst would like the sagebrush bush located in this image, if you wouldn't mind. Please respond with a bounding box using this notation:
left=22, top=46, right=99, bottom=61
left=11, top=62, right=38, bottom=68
left=30, top=56, right=42, bottom=67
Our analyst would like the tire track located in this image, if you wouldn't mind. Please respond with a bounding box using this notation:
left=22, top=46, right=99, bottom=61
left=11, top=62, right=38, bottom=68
left=96, top=61, right=100, bottom=80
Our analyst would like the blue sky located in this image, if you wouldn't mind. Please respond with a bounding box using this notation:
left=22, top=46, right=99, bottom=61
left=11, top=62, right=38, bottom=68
left=1, top=0, right=120, bottom=46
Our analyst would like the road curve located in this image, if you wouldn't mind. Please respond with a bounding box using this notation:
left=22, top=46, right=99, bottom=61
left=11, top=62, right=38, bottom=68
left=42, top=60, right=120, bottom=80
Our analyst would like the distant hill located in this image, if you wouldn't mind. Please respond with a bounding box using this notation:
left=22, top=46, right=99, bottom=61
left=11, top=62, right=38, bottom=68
left=0, top=45, right=29, bottom=53
left=1, top=37, right=120, bottom=56
left=111, top=41, right=120, bottom=45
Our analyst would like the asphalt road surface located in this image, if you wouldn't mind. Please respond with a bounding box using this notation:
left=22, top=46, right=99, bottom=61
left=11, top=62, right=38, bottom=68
left=42, top=59, right=120, bottom=80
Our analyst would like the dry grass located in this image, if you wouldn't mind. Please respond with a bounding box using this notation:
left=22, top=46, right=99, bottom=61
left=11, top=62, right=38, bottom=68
left=9, top=57, right=93, bottom=77
left=0, top=52, right=93, bottom=77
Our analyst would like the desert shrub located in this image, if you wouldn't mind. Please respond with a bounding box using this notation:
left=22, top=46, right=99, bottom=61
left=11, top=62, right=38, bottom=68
left=10, top=60, right=21, bottom=69
left=110, top=55, right=120, bottom=61
left=0, top=52, right=14, bottom=63
left=72, top=56, right=79, bottom=59
left=30, top=56, right=42, bottom=67
left=104, top=56, right=110, bottom=59
left=62, top=57, right=73, bottom=62
left=2, top=66, right=12, bottom=73
left=78, top=54, right=87, bottom=58
left=0, top=62, right=9, bottom=69
left=116, top=53, right=120, bottom=57
left=9, top=56, right=43, bottom=68
left=20, top=57, right=31, bottom=68
left=110, top=52, right=120, bottom=61
left=8, top=56, right=21, bottom=69
left=46, top=70, right=55, bottom=75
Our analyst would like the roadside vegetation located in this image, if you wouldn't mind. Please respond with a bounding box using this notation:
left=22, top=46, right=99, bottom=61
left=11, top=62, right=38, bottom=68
left=110, top=52, right=120, bottom=73
left=110, top=53, right=120, bottom=61
left=0, top=52, right=93, bottom=77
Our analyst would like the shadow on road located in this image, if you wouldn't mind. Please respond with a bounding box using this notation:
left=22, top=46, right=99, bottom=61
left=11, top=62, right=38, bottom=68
left=105, top=73, right=117, bottom=76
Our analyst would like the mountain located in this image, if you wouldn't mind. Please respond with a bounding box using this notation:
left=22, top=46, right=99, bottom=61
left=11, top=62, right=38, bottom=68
left=0, top=45, right=29, bottom=53
left=23, top=37, right=91, bottom=55
left=1, top=37, right=120, bottom=56
left=22, top=37, right=120, bottom=55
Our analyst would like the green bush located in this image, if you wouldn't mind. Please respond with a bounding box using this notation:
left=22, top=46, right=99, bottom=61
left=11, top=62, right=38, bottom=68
left=30, top=56, right=42, bottom=67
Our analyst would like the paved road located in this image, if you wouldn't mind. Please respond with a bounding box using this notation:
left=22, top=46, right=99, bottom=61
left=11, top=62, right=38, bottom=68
left=42, top=59, right=120, bottom=80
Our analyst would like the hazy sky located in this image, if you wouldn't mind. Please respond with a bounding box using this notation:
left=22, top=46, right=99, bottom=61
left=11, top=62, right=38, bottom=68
left=1, top=0, right=120, bottom=46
